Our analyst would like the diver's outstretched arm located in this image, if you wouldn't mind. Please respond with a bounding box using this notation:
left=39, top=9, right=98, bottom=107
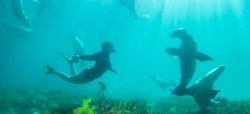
left=74, top=54, right=97, bottom=61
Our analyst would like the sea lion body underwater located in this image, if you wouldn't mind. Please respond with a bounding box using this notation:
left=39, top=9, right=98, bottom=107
left=11, top=0, right=31, bottom=29
left=150, top=75, right=176, bottom=90
left=166, top=28, right=213, bottom=95
left=117, top=0, right=138, bottom=20
left=184, top=65, right=225, bottom=111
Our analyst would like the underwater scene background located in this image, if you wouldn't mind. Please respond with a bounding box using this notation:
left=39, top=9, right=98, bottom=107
left=0, top=0, right=250, bottom=114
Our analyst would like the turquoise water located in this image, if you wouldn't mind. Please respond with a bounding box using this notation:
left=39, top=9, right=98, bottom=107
left=0, top=0, right=250, bottom=102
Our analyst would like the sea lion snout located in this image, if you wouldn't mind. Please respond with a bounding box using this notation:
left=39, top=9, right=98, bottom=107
left=217, top=65, right=225, bottom=72
left=169, top=28, right=187, bottom=38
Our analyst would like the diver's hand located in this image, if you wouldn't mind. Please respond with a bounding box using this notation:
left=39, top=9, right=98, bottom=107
left=72, top=55, right=80, bottom=62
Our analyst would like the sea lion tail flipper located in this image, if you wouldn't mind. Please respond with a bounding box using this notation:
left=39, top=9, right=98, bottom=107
left=188, top=89, right=219, bottom=107
left=191, top=90, right=219, bottom=110
left=165, top=48, right=180, bottom=56
left=195, top=52, right=213, bottom=61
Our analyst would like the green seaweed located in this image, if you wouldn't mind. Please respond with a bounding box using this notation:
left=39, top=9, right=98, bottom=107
left=1, top=88, right=250, bottom=114
left=73, top=98, right=96, bottom=114
left=94, top=97, right=151, bottom=114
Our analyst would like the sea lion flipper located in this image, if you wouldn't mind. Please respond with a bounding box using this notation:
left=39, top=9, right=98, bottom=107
left=206, top=90, right=220, bottom=99
left=165, top=48, right=180, bottom=56
left=195, top=52, right=213, bottom=61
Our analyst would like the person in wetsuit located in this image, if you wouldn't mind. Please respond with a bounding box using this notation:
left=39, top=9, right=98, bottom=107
left=43, top=41, right=117, bottom=84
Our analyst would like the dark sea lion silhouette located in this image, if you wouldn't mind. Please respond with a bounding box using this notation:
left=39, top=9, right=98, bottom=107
left=117, top=0, right=138, bottom=20
left=166, top=28, right=213, bottom=95
left=184, top=65, right=225, bottom=112
left=11, top=0, right=31, bottom=29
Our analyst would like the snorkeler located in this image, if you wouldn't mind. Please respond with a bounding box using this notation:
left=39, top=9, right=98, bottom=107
left=166, top=28, right=213, bottom=95
left=43, top=41, right=117, bottom=84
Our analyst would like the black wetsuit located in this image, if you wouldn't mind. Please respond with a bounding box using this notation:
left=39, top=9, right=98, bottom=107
left=80, top=51, right=112, bottom=81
